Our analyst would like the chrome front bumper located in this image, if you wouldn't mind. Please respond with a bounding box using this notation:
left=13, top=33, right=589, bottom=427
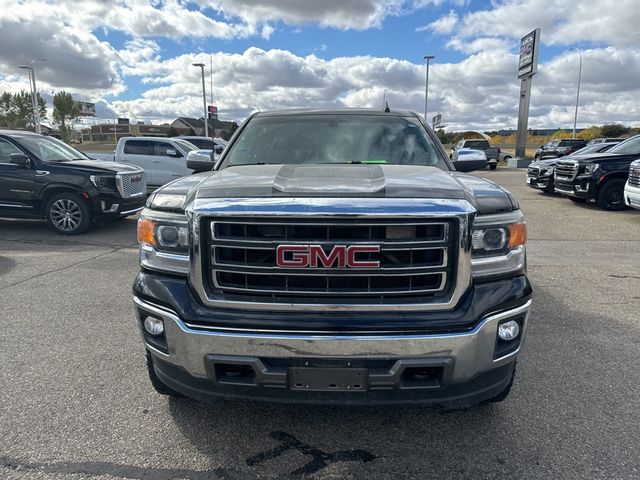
left=624, top=183, right=640, bottom=209
left=134, top=296, right=531, bottom=384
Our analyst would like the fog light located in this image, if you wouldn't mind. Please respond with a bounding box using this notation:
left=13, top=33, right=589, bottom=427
left=498, top=320, right=520, bottom=341
left=144, top=316, right=164, bottom=336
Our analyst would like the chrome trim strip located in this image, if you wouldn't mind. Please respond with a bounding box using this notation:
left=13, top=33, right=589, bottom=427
left=140, top=244, right=190, bottom=275
left=212, top=270, right=447, bottom=295
left=120, top=206, right=144, bottom=216
left=211, top=245, right=448, bottom=272
left=211, top=220, right=449, bottom=246
left=186, top=197, right=475, bottom=312
left=0, top=203, right=32, bottom=208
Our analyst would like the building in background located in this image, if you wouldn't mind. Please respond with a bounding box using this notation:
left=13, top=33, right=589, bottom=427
left=171, top=117, right=236, bottom=138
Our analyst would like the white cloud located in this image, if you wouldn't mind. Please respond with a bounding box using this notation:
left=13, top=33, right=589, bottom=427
left=417, top=10, right=458, bottom=34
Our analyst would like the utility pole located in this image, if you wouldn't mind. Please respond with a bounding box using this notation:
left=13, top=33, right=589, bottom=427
left=192, top=62, right=208, bottom=138
left=423, top=55, right=434, bottom=121
left=17, top=58, right=46, bottom=134
left=570, top=47, right=582, bottom=139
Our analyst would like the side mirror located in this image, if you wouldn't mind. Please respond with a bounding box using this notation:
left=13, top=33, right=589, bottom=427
left=9, top=153, right=31, bottom=168
left=187, top=149, right=215, bottom=172
left=215, top=146, right=224, bottom=155
left=166, top=148, right=181, bottom=157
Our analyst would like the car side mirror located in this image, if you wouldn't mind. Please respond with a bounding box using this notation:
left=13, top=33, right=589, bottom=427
left=9, top=153, right=31, bottom=168
left=167, top=148, right=181, bottom=157
left=186, top=149, right=215, bottom=172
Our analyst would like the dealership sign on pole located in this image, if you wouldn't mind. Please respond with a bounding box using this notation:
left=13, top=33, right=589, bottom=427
left=76, top=101, right=96, bottom=117
left=432, top=113, right=442, bottom=129
left=515, top=29, right=540, bottom=160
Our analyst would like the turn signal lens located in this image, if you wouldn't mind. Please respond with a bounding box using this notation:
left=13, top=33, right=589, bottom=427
left=508, top=223, right=527, bottom=248
left=137, top=218, right=156, bottom=246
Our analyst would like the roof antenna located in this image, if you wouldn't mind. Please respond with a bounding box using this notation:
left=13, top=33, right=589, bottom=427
left=383, top=90, right=390, bottom=112
left=383, top=100, right=390, bottom=113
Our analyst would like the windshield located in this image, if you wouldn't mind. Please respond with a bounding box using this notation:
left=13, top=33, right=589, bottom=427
left=14, top=135, right=88, bottom=162
left=220, top=114, right=447, bottom=169
left=571, top=144, right=605, bottom=156
left=609, top=135, right=640, bottom=155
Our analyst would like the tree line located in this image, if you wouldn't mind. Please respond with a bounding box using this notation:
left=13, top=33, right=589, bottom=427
left=0, top=90, right=81, bottom=142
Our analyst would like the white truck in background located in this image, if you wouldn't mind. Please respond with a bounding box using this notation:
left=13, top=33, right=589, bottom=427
left=112, top=137, right=199, bottom=190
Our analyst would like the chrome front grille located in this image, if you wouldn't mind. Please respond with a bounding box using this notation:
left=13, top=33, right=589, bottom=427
left=629, top=166, right=640, bottom=187
left=527, top=166, right=540, bottom=177
left=555, top=160, right=578, bottom=180
left=205, top=218, right=456, bottom=301
left=116, top=171, right=147, bottom=198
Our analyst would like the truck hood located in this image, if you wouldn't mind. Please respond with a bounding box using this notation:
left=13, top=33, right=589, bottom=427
left=150, top=164, right=518, bottom=215
left=54, top=159, right=143, bottom=174
left=566, top=152, right=640, bottom=164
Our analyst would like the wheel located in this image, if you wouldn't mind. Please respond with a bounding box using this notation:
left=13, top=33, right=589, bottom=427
left=45, top=192, right=92, bottom=235
left=489, top=163, right=497, bottom=171
left=488, top=362, right=516, bottom=403
left=503, top=155, right=512, bottom=162
left=596, top=179, right=627, bottom=210
left=146, top=350, right=185, bottom=397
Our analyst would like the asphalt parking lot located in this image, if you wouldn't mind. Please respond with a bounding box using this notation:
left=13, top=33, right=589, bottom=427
left=1, top=168, right=639, bottom=480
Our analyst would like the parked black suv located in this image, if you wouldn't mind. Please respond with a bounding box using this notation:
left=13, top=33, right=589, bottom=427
left=554, top=135, right=640, bottom=210
left=527, top=142, right=617, bottom=193
left=535, top=138, right=587, bottom=160
left=0, top=130, right=147, bottom=234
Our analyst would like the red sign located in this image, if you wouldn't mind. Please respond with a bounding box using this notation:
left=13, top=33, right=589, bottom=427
left=208, top=105, right=218, bottom=113
left=276, top=245, right=381, bottom=268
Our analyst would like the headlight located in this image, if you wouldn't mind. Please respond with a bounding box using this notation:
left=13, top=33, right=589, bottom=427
left=582, top=163, right=599, bottom=174
left=539, top=167, right=553, bottom=176
left=137, top=210, right=189, bottom=274
left=90, top=174, right=116, bottom=191
left=471, top=211, right=527, bottom=278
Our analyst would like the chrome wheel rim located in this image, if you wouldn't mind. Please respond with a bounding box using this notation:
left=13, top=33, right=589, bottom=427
left=50, top=199, right=82, bottom=231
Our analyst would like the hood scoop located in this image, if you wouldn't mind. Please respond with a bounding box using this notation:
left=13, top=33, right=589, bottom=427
left=272, top=164, right=386, bottom=196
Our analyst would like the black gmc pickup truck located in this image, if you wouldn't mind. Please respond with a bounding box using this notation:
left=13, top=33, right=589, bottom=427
left=554, top=135, right=640, bottom=210
left=0, top=130, right=147, bottom=234
left=133, top=109, right=532, bottom=408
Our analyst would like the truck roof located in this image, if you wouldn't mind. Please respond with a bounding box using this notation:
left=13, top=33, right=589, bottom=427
left=253, top=108, right=420, bottom=118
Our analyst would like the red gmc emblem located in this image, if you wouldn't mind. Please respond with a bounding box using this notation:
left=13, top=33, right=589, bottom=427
left=276, top=245, right=381, bottom=268
left=130, top=175, right=143, bottom=183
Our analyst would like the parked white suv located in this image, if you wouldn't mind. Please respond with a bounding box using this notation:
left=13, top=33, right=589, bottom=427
left=113, top=137, right=198, bottom=190
left=624, top=159, right=640, bottom=209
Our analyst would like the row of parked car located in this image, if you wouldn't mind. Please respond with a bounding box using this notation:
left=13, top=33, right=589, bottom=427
left=527, top=136, right=640, bottom=211
left=0, top=130, right=227, bottom=234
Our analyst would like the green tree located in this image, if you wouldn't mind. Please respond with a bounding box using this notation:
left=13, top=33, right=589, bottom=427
left=53, top=91, right=81, bottom=142
left=0, top=91, right=46, bottom=129
left=600, top=123, right=629, bottom=138
left=166, top=126, right=178, bottom=137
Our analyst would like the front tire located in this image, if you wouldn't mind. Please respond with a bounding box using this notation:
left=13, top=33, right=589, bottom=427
left=596, top=179, right=626, bottom=211
left=489, top=163, right=497, bottom=171
left=45, top=192, right=92, bottom=235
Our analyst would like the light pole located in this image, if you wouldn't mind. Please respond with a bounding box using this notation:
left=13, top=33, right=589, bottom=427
left=18, top=58, right=46, bottom=134
left=192, top=62, right=208, bottom=138
left=570, top=47, right=582, bottom=139
left=423, top=55, right=434, bottom=122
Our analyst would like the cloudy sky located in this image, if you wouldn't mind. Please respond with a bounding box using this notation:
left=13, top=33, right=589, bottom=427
left=0, top=0, right=638, bottom=130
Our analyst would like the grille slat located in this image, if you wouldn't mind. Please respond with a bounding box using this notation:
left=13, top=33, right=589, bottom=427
left=206, top=217, right=456, bottom=302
